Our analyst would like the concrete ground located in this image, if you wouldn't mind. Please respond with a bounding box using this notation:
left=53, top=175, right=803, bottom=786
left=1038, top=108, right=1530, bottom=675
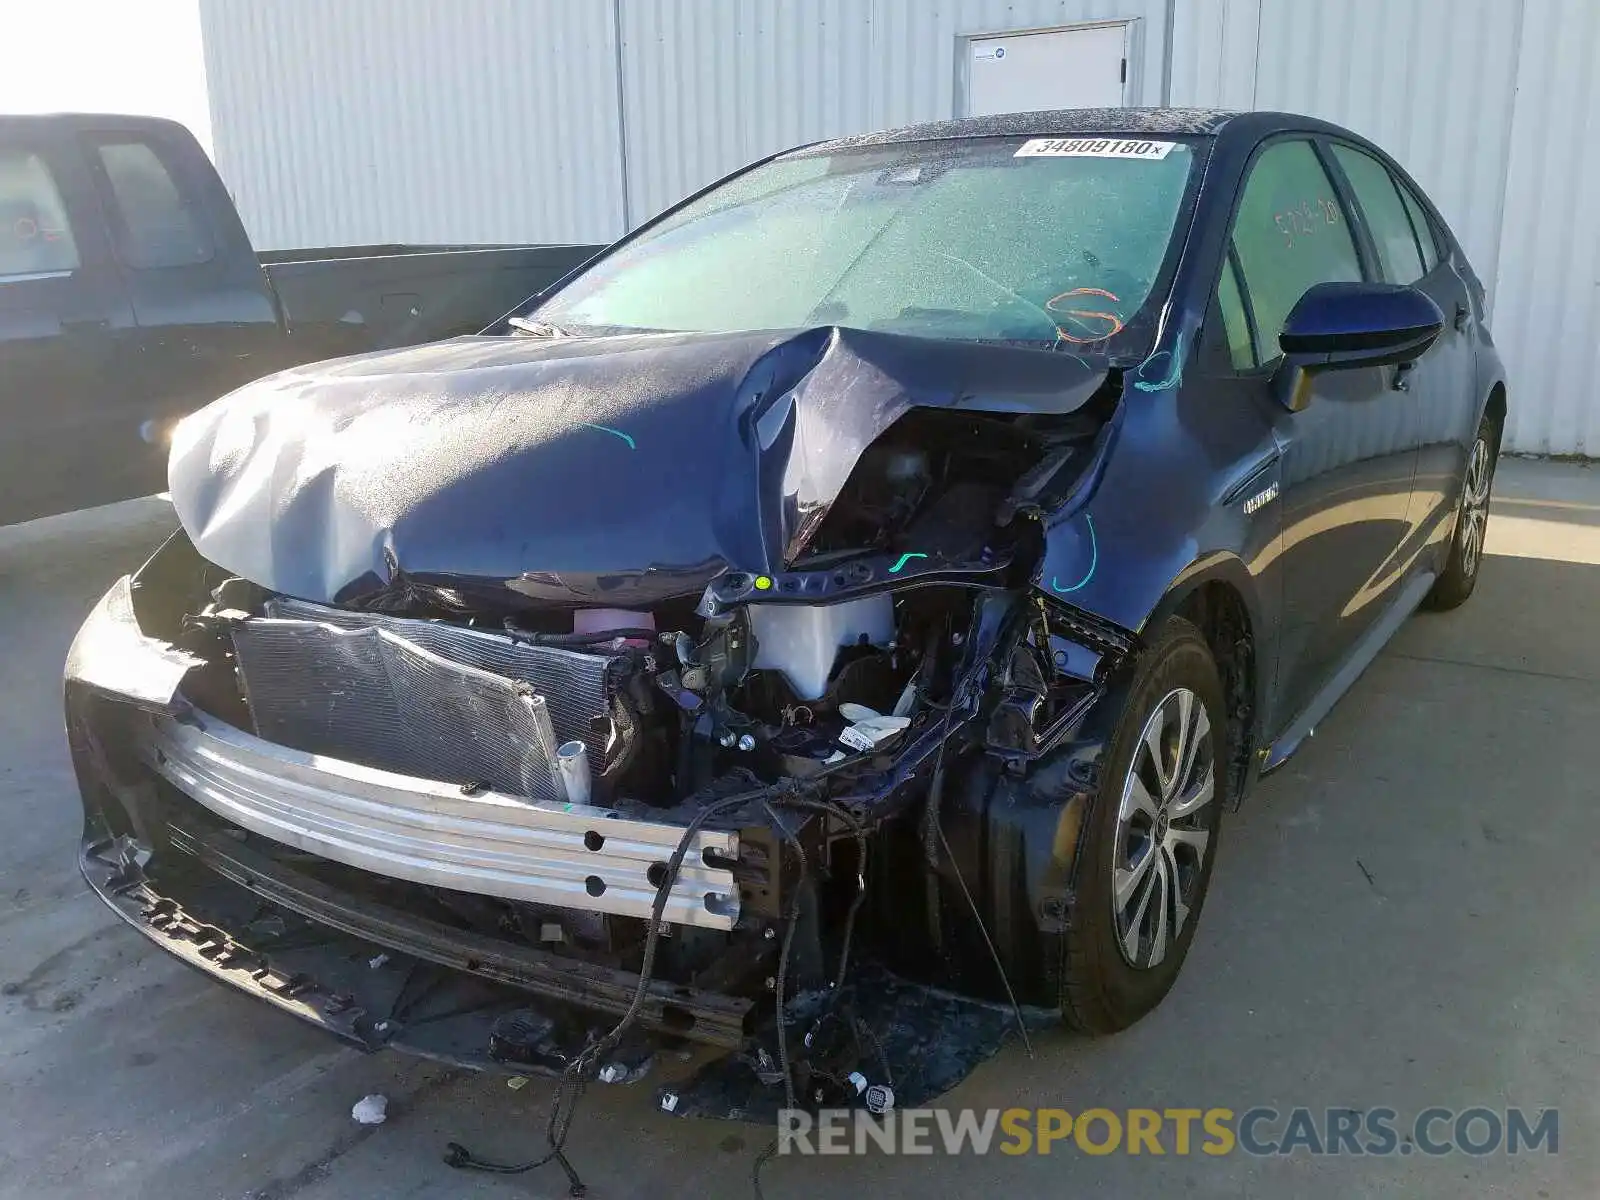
left=1, top=459, right=1596, bottom=1199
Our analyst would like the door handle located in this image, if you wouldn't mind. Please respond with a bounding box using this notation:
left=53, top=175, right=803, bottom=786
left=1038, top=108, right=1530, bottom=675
left=1391, top=362, right=1415, bottom=392
left=1453, top=302, right=1471, bottom=332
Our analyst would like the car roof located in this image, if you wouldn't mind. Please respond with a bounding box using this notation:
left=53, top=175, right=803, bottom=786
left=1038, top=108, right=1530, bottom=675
left=0, top=112, right=194, bottom=137
left=796, top=107, right=1358, bottom=154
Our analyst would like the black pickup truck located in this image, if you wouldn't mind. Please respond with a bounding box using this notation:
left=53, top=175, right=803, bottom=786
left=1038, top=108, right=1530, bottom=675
left=0, top=113, right=602, bottom=525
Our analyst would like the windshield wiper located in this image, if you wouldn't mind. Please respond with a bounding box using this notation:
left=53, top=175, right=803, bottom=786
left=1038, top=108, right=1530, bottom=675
left=508, top=317, right=580, bottom=338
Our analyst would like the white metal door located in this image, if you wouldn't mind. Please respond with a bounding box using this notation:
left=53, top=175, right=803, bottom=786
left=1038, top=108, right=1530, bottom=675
left=965, top=24, right=1130, bottom=117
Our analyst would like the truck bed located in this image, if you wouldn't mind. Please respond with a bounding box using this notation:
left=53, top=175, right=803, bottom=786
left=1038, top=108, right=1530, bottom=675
left=263, top=243, right=601, bottom=360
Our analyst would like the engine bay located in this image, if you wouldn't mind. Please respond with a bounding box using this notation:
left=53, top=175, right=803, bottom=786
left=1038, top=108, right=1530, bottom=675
left=156, top=403, right=1111, bottom=813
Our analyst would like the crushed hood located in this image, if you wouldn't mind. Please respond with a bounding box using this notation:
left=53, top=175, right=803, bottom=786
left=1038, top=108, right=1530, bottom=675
left=169, top=326, right=1106, bottom=608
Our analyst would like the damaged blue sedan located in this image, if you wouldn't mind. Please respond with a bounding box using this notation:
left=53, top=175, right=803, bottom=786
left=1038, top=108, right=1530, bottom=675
left=66, top=109, right=1505, bottom=1125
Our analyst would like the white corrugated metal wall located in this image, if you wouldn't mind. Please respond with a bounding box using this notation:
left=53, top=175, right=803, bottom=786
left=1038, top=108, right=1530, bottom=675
left=201, top=0, right=1600, bottom=453
left=615, top=0, right=1168, bottom=221
left=1490, top=0, right=1600, bottom=455
left=200, top=0, right=627, bottom=247
left=202, top=0, right=1167, bottom=243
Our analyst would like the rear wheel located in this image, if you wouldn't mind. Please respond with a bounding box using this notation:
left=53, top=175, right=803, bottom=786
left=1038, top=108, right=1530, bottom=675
left=1424, top=416, right=1498, bottom=611
left=1059, top=616, right=1225, bottom=1035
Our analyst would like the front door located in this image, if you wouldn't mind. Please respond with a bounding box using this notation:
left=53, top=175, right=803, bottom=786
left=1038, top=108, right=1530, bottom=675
left=80, top=127, right=282, bottom=492
left=0, top=133, right=136, bottom=525
left=1222, top=138, right=1420, bottom=727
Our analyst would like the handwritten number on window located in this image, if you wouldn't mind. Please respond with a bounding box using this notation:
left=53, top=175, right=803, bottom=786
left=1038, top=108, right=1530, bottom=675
left=1274, top=197, right=1339, bottom=249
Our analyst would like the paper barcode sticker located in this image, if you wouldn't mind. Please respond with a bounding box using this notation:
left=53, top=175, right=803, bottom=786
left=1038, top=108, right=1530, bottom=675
left=838, top=724, right=877, bottom=753
left=1015, top=137, right=1177, bottom=160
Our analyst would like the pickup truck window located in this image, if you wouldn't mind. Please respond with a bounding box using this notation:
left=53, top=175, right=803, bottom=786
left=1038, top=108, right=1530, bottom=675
left=536, top=137, right=1196, bottom=347
left=93, top=139, right=213, bottom=270
left=0, top=149, right=80, bottom=279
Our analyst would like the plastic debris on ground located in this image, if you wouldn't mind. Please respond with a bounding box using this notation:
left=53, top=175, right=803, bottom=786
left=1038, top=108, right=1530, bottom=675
left=351, top=1094, right=389, bottom=1125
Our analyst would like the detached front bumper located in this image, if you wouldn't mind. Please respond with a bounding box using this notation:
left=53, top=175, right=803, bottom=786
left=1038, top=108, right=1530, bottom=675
left=75, top=811, right=751, bottom=1067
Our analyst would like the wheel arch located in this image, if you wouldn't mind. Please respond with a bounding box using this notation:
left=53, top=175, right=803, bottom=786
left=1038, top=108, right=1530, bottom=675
left=1482, top=380, right=1507, bottom=453
left=1143, top=555, right=1265, bottom=807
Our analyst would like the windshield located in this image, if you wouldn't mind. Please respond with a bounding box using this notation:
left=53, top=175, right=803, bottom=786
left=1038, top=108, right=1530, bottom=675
left=534, top=136, right=1199, bottom=348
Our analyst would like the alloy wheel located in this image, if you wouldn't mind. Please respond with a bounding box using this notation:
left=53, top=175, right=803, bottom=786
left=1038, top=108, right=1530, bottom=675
left=1112, top=687, right=1215, bottom=970
left=1458, top=437, right=1492, bottom=578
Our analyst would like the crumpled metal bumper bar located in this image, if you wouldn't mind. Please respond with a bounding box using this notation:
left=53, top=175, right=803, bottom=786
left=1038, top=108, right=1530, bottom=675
left=139, top=711, right=740, bottom=929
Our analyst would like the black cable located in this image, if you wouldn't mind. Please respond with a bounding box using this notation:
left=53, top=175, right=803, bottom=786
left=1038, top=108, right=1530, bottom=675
left=920, top=647, right=1035, bottom=1060
left=446, top=769, right=870, bottom=1195
left=758, top=800, right=807, bottom=1114
left=751, top=1136, right=781, bottom=1200
left=445, top=784, right=775, bottom=1192
left=768, top=794, right=869, bottom=991
left=748, top=792, right=871, bottom=1200
left=851, top=1011, right=894, bottom=1090
left=934, top=813, right=1034, bottom=1060
left=921, top=618, right=962, bottom=871
left=579, top=784, right=777, bottom=1061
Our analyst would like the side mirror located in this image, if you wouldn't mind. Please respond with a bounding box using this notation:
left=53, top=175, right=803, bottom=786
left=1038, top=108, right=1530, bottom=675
left=1272, top=281, right=1444, bottom=411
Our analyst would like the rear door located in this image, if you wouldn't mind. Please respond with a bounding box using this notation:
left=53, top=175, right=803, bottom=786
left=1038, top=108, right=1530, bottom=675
left=80, top=125, right=281, bottom=473
left=1326, top=141, right=1477, bottom=557
left=1219, top=137, right=1420, bottom=727
left=0, top=128, right=136, bottom=524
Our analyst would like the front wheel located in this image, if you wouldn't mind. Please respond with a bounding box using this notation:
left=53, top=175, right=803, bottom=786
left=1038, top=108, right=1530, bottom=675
left=1424, top=417, right=1498, bottom=611
left=1059, top=616, right=1225, bottom=1035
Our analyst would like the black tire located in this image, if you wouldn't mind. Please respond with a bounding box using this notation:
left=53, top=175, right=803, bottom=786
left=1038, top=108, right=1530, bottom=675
left=1424, top=415, right=1499, bottom=611
left=1060, top=615, right=1226, bottom=1035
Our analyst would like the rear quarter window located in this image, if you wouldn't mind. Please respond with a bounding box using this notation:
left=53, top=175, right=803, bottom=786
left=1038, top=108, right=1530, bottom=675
left=1330, top=143, right=1425, bottom=284
left=92, top=139, right=213, bottom=269
left=1397, top=182, right=1441, bottom=272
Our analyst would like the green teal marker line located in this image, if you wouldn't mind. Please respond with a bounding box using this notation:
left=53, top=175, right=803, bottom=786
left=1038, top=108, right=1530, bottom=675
left=1050, top=514, right=1098, bottom=593
left=580, top=422, right=637, bottom=450
left=888, top=552, right=928, bottom=574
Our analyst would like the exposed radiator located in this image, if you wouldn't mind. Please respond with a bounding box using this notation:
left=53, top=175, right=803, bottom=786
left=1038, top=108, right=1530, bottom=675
left=228, top=600, right=624, bottom=801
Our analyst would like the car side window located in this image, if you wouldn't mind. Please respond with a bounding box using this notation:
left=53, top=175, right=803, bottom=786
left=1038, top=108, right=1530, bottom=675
left=1330, top=144, right=1425, bottom=284
left=1229, top=139, right=1362, bottom=366
left=1396, top=181, right=1440, bottom=272
left=1216, top=249, right=1256, bottom=369
left=91, top=138, right=213, bottom=269
left=0, top=147, right=81, bottom=280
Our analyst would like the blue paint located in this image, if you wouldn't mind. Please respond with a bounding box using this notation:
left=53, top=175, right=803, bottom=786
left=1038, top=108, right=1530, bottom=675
left=1049, top=513, right=1098, bottom=593
left=580, top=422, right=637, bottom=450
left=888, top=551, right=928, bottom=574
left=1133, top=331, right=1187, bottom=393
